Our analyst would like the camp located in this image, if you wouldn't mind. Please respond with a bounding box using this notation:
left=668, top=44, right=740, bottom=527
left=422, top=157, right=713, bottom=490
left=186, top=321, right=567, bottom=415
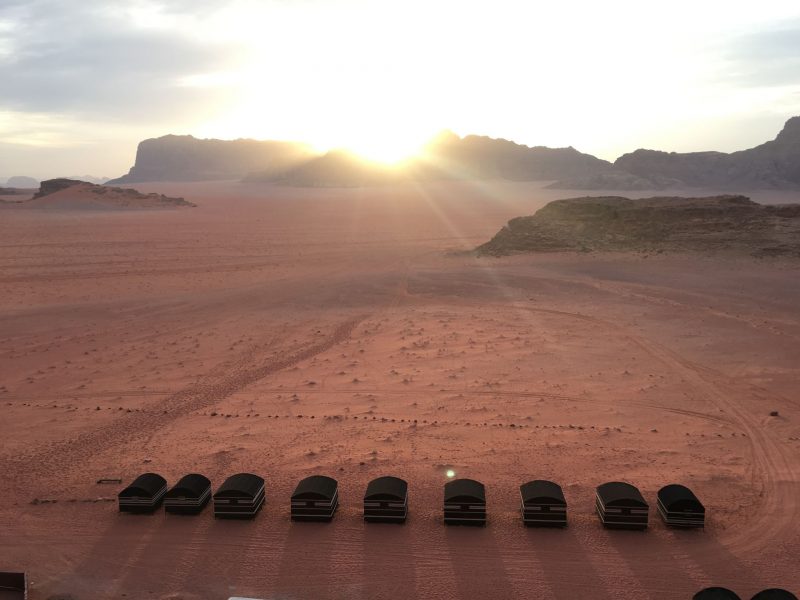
left=751, top=590, right=799, bottom=600
left=519, top=479, right=567, bottom=527
left=213, top=473, right=265, bottom=519
left=363, top=476, right=408, bottom=523
left=657, top=484, right=705, bottom=528
left=595, top=481, right=649, bottom=529
left=118, top=472, right=168, bottom=513
left=693, top=587, right=741, bottom=600
left=290, top=475, right=339, bottom=521
left=163, top=473, right=212, bottom=514
left=444, top=478, right=486, bottom=526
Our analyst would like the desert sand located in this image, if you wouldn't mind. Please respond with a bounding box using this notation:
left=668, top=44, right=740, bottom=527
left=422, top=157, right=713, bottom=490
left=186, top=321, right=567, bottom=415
left=0, top=181, right=798, bottom=599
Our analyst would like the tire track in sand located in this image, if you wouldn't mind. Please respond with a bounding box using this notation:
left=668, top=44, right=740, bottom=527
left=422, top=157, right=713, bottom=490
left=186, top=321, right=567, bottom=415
left=511, top=303, right=800, bottom=557
left=1, top=315, right=366, bottom=494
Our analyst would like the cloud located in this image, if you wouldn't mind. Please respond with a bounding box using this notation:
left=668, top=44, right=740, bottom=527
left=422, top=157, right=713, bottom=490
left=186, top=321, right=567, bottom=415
left=0, top=0, right=243, bottom=121
left=721, top=21, right=800, bottom=87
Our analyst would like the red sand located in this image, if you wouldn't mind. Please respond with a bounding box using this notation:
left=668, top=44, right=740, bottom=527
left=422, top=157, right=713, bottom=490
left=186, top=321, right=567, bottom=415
left=0, top=181, right=798, bottom=599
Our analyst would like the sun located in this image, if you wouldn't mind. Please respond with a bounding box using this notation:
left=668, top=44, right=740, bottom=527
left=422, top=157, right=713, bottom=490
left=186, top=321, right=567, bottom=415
left=314, top=130, right=427, bottom=165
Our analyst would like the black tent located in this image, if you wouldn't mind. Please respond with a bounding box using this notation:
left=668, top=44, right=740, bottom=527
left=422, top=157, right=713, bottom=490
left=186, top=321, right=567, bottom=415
left=364, top=476, right=408, bottom=523
left=657, top=484, right=705, bottom=528
left=751, top=590, right=798, bottom=600
left=213, top=473, right=265, bottom=519
left=291, top=475, right=339, bottom=521
left=444, top=478, right=486, bottom=526
left=693, top=587, right=742, bottom=600
left=595, top=481, right=648, bottom=529
left=0, top=572, right=27, bottom=600
left=118, top=472, right=168, bottom=513
left=164, top=473, right=212, bottom=514
left=519, top=480, right=567, bottom=527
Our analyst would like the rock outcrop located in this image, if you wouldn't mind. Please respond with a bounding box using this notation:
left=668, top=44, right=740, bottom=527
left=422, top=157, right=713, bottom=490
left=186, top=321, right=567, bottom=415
left=108, top=135, right=315, bottom=184
left=477, top=195, right=800, bottom=257
left=23, top=179, right=195, bottom=210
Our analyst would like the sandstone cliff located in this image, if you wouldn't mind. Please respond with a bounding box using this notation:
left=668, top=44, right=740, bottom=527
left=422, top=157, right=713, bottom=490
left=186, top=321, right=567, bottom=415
left=109, top=135, right=315, bottom=184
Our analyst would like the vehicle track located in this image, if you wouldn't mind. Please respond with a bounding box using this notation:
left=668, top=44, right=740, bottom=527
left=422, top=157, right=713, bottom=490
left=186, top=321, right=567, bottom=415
left=0, top=315, right=366, bottom=494
left=509, top=302, right=800, bottom=556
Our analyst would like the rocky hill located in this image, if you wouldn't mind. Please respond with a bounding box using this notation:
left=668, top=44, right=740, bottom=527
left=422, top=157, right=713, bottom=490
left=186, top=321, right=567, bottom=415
left=476, top=195, right=800, bottom=257
left=18, top=179, right=196, bottom=210
left=108, top=135, right=315, bottom=184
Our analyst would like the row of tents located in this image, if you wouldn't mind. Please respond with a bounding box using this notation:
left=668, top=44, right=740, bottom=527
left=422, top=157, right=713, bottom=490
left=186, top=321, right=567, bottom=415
left=695, top=588, right=797, bottom=600
left=119, top=473, right=705, bottom=528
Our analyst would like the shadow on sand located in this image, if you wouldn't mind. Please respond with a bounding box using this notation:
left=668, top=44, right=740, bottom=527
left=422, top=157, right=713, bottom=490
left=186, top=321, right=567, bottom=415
left=66, top=511, right=159, bottom=597
left=273, top=520, right=339, bottom=599
left=529, top=525, right=614, bottom=600
left=608, top=525, right=767, bottom=598
left=445, top=525, right=514, bottom=600
left=361, top=520, right=416, bottom=599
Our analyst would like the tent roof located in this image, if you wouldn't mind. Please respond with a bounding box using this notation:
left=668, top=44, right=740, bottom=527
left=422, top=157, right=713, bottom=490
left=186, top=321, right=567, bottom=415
left=444, top=478, right=485, bottom=502
left=596, top=481, right=647, bottom=507
left=692, top=587, right=741, bottom=600
left=119, top=472, right=167, bottom=497
left=520, top=480, right=566, bottom=504
left=166, top=473, right=211, bottom=498
left=658, top=484, right=704, bottom=512
left=365, top=476, right=408, bottom=500
left=292, top=475, right=338, bottom=500
left=214, top=473, right=264, bottom=498
left=751, top=590, right=798, bottom=600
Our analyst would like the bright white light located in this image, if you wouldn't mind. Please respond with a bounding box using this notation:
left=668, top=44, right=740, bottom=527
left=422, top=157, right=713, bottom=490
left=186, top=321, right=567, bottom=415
left=446, top=469, right=456, bottom=478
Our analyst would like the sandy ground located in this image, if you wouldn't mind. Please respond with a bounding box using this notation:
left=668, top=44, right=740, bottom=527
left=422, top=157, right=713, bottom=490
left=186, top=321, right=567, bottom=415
left=0, top=181, right=799, bottom=600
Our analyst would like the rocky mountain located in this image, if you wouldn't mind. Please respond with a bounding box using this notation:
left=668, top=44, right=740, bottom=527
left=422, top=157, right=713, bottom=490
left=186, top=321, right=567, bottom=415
left=110, top=117, right=800, bottom=188
left=477, top=195, right=800, bottom=257
left=246, top=131, right=613, bottom=186
left=418, top=131, right=612, bottom=181
left=552, top=117, right=800, bottom=190
left=108, top=135, right=315, bottom=184
left=5, top=176, right=39, bottom=188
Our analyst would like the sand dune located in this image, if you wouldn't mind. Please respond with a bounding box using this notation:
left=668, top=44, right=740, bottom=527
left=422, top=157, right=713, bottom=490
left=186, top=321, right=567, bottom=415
left=0, top=181, right=798, bottom=599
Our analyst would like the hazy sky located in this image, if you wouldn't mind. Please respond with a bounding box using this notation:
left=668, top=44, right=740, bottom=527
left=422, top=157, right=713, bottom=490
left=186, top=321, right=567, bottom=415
left=1, top=0, right=800, bottom=179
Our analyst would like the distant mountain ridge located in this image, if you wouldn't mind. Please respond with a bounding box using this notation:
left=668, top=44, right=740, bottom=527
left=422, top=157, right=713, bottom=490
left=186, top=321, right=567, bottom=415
left=109, top=135, right=315, bottom=184
left=110, top=131, right=612, bottom=186
left=552, top=117, right=800, bottom=190
left=110, top=117, right=800, bottom=189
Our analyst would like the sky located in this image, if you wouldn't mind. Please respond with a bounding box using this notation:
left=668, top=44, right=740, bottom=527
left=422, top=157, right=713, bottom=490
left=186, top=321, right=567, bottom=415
left=1, top=0, right=800, bottom=180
